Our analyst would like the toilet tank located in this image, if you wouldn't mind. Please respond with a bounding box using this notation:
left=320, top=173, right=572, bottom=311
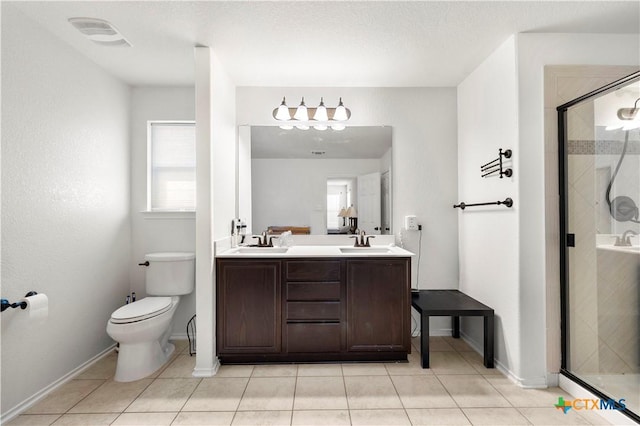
left=145, top=252, right=195, bottom=296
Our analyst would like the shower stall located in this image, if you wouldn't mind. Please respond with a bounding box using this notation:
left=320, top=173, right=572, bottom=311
left=558, top=71, right=640, bottom=422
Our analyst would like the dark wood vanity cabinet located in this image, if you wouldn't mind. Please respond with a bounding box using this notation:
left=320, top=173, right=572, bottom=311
left=284, top=260, right=342, bottom=354
left=216, top=260, right=282, bottom=354
left=346, top=259, right=411, bottom=352
left=216, top=257, right=410, bottom=363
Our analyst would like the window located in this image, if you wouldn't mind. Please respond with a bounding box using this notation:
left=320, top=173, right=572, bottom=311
left=148, top=121, right=196, bottom=211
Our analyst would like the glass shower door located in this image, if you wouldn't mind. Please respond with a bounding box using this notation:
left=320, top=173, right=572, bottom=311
left=561, top=74, right=640, bottom=420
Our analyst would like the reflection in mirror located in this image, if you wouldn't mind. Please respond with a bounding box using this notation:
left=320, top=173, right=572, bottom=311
left=240, top=126, right=392, bottom=235
left=327, top=178, right=354, bottom=234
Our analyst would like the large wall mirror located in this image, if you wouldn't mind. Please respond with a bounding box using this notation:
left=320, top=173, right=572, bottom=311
left=237, top=125, right=392, bottom=236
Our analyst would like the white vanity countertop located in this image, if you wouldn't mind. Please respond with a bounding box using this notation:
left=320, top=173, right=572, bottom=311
left=216, top=244, right=415, bottom=258
left=596, top=244, right=639, bottom=255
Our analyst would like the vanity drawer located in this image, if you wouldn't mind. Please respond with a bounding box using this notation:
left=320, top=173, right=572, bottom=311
left=286, top=260, right=341, bottom=281
left=287, top=282, right=341, bottom=300
left=287, top=301, right=341, bottom=320
left=286, top=323, right=341, bottom=353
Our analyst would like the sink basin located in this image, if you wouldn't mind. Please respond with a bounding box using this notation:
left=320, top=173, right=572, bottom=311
left=235, top=247, right=289, bottom=254
left=339, top=247, right=392, bottom=254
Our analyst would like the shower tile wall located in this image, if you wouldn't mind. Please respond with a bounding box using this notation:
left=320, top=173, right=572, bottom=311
left=567, top=100, right=599, bottom=373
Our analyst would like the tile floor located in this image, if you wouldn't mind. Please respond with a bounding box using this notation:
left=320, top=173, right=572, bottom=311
left=8, top=337, right=611, bottom=425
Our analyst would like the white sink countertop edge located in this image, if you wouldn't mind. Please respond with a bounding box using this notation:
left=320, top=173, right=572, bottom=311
left=216, top=244, right=415, bottom=258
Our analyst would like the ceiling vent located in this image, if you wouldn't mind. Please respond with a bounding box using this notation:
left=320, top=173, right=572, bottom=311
left=68, top=17, right=131, bottom=47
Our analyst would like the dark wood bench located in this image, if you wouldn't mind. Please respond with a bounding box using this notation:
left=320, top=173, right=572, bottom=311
left=411, top=290, right=494, bottom=369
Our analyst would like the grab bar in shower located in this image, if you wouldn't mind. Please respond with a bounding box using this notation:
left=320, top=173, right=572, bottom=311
left=453, top=197, right=513, bottom=210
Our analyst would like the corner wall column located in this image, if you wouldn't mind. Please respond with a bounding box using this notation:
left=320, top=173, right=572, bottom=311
left=193, top=46, right=219, bottom=377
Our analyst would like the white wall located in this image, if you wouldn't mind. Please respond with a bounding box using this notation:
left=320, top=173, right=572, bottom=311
left=516, top=33, right=640, bottom=385
left=130, top=87, right=196, bottom=337
left=457, top=36, right=521, bottom=377
left=251, top=158, right=382, bottom=234
left=459, top=33, right=639, bottom=387
left=194, top=48, right=237, bottom=376
left=237, top=87, right=459, bottom=297
left=212, top=56, right=238, bottom=242
left=1, top=5, right=131, bottom=417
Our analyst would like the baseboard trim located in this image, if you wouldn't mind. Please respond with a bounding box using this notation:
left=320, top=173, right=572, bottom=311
left=458, top=330, right=548, bottom=388
left=0, top=344, right=116, bottom=424
left=170, top=333, right=188, bottom=340
left=547, top=372, right=559, bottom=387
left=192, top=357, right=220, bottom=377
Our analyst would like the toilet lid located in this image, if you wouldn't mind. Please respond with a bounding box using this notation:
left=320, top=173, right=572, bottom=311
left=110, top=297, right=173, bottom=324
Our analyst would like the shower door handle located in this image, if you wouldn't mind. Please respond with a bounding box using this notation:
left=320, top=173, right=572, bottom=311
left=566, top=233, right=575, bottom=247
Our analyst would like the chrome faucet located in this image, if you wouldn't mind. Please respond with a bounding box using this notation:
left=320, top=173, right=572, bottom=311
left=350, top=230, right=375, bottom=247
left=614, top=230, right=638, bottom=247
left=252, top=231, right=273, bottom=247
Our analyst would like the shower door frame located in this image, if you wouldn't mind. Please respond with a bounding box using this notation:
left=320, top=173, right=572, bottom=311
left=557, top=70, right=640, bottom=424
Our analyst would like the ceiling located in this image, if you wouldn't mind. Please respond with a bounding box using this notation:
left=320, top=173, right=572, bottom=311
left=250, top=126, right=391, bottom=159
left=7, top=1, right=639, bottom=87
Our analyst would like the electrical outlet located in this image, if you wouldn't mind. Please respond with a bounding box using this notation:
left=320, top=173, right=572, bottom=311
left=405, top=215, right=418, bottom=231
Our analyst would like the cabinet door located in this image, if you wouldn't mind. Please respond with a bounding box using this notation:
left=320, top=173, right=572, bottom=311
left=346, top=259, right=410, bottom=352
left=217, top=260, right=281, bottom=353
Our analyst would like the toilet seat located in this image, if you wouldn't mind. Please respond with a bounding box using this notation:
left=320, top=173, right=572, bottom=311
left=110, top=297, right=173, bottom=324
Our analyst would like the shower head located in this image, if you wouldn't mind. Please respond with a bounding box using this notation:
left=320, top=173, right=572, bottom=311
left=617, top=97, right=640, bottom=120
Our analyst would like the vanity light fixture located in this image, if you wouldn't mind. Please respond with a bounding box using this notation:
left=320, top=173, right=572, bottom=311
left=273, top=97, right=351, bottom=131
left=293, top=98, right=309, bottom=121
left=333, top=98, right=349, bottom=121
left=313, top=98, right=329, bottom=121
left=275, top=98, right=291, bottom=120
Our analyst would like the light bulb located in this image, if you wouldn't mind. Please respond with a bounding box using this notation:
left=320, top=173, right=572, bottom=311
left=275, top=97, right=290, bottom=121
left=331, top=123, right=345, bottom=131
left=279, top=124, right=293, bottom=130
left=313, top=97, right=329, bottom=121
left=314, top=124, right=328, bottom=131
left=294, top=97, right=309, bottom=121
left=332, top=97, right=348, bottom=121
left=295, top=124, right=309, bottom=130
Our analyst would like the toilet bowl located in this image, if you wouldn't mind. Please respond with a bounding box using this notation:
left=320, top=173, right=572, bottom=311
left=107, top=296, right=179, bottom=382
left=106, top=252, right=195, bottom=382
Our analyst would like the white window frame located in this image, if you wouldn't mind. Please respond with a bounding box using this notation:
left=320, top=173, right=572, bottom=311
left=146, top=120, right=196, bottom=214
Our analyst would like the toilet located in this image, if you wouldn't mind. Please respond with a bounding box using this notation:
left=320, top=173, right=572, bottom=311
left=107, top=252, right=195, bottom=382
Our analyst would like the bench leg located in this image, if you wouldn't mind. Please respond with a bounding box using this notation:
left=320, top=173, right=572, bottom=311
left=484, top=314, right=494, bottom=368
left=420, top=314, right=430, bottom=368
left=452, top=316, right=460, bottom=338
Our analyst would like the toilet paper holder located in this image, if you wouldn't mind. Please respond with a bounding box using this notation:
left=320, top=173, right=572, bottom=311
left=1, top=291, right=38, bottom=312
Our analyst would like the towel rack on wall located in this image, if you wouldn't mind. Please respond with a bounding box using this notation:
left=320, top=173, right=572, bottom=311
left=453, top=197, right=513, bottom=210
left=481, top=148, right=513, bottom=178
